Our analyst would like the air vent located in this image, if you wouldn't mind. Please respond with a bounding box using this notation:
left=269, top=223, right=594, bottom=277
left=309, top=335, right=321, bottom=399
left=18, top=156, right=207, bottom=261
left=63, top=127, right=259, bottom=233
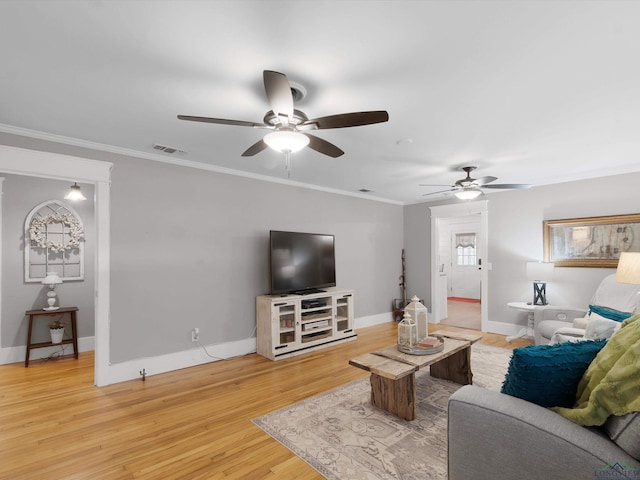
left=153, top=144, right=186, bottom=155
left=359, top=188, right=373, bottom=193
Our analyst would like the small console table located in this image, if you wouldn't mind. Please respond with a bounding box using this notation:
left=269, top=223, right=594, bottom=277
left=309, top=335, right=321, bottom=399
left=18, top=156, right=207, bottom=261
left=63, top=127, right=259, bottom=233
left=506, top=302, right=550, bottom=342
left=25, top=306, right=79, bottom=367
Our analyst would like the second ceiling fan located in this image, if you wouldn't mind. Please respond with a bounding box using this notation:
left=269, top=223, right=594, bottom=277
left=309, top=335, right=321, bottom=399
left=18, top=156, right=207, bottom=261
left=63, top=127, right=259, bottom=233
left=178, top=70, right=389, bottom=158
left=421, top=166, right=531, bottom=200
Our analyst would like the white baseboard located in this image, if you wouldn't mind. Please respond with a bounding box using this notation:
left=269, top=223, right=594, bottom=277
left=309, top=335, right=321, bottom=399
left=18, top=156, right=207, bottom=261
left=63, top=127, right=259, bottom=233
left=485, top=321, right=525, bottom=337
left=105, top=314, right=399, bottom=384
left=0, top=336, right=95, bottom=365
left=3, top=312, right=398, bottom=384
left=103, top=337, right=257, bottom=385
left=355, top=312, right=394, bottom=329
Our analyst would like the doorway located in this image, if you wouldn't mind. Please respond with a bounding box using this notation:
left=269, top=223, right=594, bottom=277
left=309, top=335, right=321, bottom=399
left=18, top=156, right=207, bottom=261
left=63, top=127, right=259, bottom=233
left=0, top=144, right=111, bottom=386
left=429, top=202, right=488, bottom=331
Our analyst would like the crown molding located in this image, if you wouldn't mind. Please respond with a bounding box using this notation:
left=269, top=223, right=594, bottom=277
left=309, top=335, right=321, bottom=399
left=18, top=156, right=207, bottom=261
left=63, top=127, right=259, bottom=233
left=0, top=123, right=403, bottom=206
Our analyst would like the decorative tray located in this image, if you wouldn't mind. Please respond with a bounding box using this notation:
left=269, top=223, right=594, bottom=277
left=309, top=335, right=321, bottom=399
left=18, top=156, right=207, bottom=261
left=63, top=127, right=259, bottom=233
left=397, top=335, right=444, bottom=355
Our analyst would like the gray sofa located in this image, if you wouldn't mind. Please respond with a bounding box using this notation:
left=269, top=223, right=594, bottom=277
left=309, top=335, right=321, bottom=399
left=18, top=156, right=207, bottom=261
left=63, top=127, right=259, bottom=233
left=448, top=386, right=640, bottom=479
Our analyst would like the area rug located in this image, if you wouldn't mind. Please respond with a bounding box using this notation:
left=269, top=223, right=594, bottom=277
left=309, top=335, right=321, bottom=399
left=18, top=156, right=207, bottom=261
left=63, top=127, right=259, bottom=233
left=253, top=344, right=512, bottom=480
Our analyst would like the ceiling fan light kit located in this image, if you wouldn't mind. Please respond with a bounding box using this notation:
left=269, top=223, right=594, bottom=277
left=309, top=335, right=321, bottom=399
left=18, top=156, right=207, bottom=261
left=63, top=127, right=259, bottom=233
left=178, top=70, right=389, bottom=171
left=454, top=187, right=483, bottom=200
left=263, top=130, right=309, bottom=153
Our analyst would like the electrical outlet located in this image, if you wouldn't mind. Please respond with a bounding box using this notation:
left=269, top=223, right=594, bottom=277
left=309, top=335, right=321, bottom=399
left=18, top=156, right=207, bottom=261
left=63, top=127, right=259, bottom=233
left=191, top=328, right=199, bottom=342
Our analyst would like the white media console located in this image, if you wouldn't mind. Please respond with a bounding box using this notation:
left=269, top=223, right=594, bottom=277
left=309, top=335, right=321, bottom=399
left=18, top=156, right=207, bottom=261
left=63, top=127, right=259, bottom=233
left=256, top=288, right=356, bottom=360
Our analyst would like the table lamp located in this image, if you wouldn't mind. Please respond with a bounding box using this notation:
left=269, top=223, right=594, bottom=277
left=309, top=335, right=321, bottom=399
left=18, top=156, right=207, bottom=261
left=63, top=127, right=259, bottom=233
left=41, top=271, right=63, bottom=310
left=526, top=261, right=554, bottom=305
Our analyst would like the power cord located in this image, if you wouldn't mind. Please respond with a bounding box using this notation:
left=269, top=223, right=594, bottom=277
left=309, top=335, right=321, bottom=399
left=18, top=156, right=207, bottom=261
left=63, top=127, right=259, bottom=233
left=41, top=344, right=69, bottom=362
left=195, top=325, right=257, bottom=361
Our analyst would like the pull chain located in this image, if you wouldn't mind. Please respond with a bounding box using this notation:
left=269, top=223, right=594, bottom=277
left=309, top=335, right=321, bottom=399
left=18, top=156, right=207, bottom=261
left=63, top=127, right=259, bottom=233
left=284, top=150, right=291, bottom=178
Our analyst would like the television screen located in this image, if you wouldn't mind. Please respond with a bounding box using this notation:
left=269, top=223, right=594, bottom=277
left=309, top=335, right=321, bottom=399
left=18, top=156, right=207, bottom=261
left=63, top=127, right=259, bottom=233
left=270, top=230, right=336, bottom=295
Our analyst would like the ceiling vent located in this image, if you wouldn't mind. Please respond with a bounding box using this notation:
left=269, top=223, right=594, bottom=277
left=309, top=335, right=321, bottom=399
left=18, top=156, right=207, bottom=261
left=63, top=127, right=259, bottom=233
left=153, top=144, right=186, bottom=155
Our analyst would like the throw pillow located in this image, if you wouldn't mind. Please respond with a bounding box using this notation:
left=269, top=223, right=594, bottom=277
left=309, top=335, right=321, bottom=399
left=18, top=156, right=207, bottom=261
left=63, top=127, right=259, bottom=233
left=584, top=312, right=621, bottom=340
left=501, top=339, right=607, bottom=408
left=589, top=304, right=633, bottom=322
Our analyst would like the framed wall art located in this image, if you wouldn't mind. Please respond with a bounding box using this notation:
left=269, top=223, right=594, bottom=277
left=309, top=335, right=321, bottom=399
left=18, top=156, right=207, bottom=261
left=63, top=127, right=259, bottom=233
left=543, top=214, right=640, bottom=267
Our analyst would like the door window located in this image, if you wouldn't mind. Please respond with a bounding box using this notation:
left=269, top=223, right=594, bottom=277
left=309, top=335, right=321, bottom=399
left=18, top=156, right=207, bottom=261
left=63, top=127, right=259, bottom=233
left=455, top=233, right=477, bottom=266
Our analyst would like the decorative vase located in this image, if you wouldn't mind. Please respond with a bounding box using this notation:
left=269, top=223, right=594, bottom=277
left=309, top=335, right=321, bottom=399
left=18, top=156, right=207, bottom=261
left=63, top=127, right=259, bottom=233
left=50, top=327, right=64, bottom=344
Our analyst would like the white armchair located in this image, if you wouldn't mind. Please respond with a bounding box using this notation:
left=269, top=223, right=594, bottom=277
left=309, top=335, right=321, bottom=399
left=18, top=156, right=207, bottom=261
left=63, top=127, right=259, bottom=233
left=533, top=274, right=640, bottom=345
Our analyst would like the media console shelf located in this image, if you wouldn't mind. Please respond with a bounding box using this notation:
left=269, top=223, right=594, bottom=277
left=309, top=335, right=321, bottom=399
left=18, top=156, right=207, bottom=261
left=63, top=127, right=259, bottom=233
left=256, top=288, right=356, bottom=360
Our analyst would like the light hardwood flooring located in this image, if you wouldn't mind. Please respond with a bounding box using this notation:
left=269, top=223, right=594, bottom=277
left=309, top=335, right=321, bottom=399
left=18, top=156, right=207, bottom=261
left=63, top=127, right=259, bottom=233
left=1, top=322, right=531, bottom=480
left=439, top=299, right=481, bottom=330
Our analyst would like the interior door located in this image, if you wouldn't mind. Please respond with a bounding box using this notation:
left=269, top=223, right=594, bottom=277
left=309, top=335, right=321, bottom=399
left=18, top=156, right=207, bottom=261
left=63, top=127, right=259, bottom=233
left=450, top=231, right=481, bottom=300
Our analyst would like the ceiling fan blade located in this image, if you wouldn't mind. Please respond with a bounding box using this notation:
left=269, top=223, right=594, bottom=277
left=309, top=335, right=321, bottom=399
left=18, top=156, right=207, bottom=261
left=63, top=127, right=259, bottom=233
left=263, top=70, right=294, bottom=123
left=304, top=134, right=344, bottom=158
left=302, top=111, right=389, bottom=130
left=422, top=188, right=455, bottom=197
left=474, top=176, right=498, bottom=186
left=241, top=139, right=269, bottom=157
left=483, top=183, right=532, bottom=190
left=178, top=115, right=266, bottom=128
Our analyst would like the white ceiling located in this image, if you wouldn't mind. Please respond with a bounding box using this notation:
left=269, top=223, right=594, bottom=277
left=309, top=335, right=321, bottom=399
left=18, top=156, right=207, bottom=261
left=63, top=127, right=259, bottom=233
left=1, top=0, right=639, bottom=204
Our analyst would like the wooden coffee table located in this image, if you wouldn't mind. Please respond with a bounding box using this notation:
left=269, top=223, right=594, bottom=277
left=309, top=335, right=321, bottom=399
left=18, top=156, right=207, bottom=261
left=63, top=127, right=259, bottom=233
left=349, top=330, right=482, bottom=420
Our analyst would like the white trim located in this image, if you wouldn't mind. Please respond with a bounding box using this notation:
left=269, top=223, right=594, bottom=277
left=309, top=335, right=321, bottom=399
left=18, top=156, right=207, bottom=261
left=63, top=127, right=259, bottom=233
left=94, top=314, right=390, bottom=384
left=94, top=180, right=111, bottom=386
left=1, top=312, right=388, bottom=383
left=485, top=320, right=524, bottom=337
left=0, top=336, right=95, bottom=365
left=0, top=124, right=402, bottom=206
left=105, top=338, right=257, bottom=384
left=355, top=313, right=394, bottom=329
left=0, top=144, right=112, bottom=386
left=0, top=177, right=3, bottom=348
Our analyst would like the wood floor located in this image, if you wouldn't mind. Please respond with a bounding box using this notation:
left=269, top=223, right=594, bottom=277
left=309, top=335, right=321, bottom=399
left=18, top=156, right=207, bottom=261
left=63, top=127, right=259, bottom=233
left=1, top=322, right=531, bottom=480
left=439, top=299, right=482, bottom=330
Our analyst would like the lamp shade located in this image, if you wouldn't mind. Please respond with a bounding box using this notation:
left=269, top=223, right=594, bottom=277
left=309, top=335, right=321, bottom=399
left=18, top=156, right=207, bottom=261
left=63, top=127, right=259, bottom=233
left=526, top=261, right=554, bottom=281
left=41, top=271, right=62, bottom=286
left=616, top=252, right=640, bottom=284
left=455, top=187, right=483, bottom=200
left=263, top=130, right=309, bottom=153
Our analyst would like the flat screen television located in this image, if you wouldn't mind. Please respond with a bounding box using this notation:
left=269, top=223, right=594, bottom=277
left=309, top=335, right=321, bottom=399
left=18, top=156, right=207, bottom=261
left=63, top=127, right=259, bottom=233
left=269, top=230, right=336, bottom=295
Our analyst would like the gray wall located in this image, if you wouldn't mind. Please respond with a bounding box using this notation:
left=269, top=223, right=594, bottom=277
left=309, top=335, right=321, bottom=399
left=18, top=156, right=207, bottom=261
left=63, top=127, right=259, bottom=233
left=0, top=133, right=403, bottom=364
left=108, top=156, right=403, bottom=362
left=404, top=171, right=640, bottom=329
left=1, top=174, right=95, bottom=347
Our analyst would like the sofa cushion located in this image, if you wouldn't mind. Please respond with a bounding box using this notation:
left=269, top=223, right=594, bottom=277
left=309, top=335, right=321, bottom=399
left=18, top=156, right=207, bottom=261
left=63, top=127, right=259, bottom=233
left=589, top=304, right=633, bottom=322
left=501, top=340, right=607, bottom=408
left=602, top=412, right=640, bottom=461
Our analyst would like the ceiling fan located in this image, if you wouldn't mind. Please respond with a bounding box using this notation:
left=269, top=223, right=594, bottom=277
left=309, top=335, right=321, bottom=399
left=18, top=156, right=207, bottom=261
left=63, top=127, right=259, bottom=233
left=178, top=70, right=389, bottom=160
left=420, top=166, right=531, bottom=200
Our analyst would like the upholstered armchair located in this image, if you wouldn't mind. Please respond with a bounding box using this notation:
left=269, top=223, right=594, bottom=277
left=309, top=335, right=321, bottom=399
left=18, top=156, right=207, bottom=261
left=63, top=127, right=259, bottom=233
left=533, top=274, right=640, bottom=345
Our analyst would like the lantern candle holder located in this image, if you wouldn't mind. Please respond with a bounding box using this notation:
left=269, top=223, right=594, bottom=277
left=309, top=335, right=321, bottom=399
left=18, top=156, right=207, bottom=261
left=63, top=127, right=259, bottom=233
left=405, top=295, right=428, bottom=342
left=397, top=311, right=417, bottom=351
